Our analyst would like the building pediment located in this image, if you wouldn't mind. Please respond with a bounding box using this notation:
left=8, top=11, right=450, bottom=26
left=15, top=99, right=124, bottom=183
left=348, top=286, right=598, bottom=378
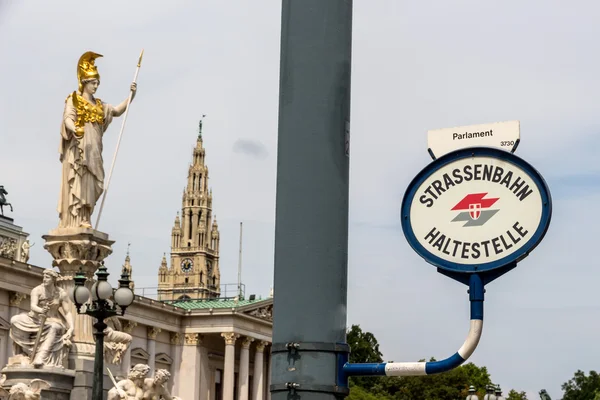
left=131, top=348, right=149, bottom=360
left=156, top=353, right=173, bottom=365
left=239, top=299, right=273, bottom=322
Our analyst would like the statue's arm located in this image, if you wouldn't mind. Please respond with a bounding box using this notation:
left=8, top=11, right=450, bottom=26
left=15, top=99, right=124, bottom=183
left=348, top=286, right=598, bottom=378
left=62, top=97, right=77, bottom=138
left=112, top=83, right=137, bottom=117
left=116, top=380, right=134, bottom=397
left=162, top=387, right=174, bottom=400
left=29, top=288, right=44, bottom=314
left=60, top=290, right=74, bottom=335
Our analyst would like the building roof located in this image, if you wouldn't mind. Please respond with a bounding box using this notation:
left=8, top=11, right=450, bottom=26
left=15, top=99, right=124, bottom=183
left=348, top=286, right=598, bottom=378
left=171, top=297, right=270, bottom=310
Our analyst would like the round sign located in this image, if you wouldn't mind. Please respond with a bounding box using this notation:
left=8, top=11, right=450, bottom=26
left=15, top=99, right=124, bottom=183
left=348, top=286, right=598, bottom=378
left=401, top=147, right=552, bottom=273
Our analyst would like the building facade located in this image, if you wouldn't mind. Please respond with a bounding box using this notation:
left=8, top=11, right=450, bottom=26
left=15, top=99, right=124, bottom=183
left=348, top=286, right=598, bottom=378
left=0, top=121, right=272, bottom=400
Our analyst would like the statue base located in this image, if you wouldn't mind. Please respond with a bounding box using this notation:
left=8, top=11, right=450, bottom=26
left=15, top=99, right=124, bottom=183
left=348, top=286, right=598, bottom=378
left=43, top=227, right=115, bottom=357
left=1, top=365, right=75, bottom=400
left=43, top=227, right=114, bottom=278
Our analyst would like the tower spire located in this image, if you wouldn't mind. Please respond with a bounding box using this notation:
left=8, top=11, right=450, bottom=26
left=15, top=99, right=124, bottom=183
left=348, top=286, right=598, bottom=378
left=158, top=120, right=221, bottom=302
left=198, top=114, right=206, bottom=139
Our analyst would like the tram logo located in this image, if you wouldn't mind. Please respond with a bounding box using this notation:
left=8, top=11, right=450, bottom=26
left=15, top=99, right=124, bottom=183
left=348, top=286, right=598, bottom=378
left=451, top=193, right=499, bottom=227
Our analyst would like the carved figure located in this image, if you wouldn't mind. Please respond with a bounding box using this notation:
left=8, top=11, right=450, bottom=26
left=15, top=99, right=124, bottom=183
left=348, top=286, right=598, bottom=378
left=20, top=240, right=34, bottom=263
left=0, top=186, right=13, bottom=216
left=0, top=237, right=17, bottom=260
left=142, top=369, right=182, bottom=400
left=107, top=364, right=150, bottom=400
left=103, top=317, right=133, bottom=364
left=0, top=374, right=51, bottom=400
left=57, top=51, right=137, bottom=229
left=9, top=269, right=74, bottom=368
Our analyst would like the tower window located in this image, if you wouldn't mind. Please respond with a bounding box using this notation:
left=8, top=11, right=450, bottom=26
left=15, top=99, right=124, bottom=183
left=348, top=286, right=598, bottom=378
left=185, top=277, right=189, bottom=284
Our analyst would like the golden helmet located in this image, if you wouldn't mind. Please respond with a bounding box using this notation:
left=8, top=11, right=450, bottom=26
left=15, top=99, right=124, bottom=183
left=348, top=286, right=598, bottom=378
left=77, top=51, right=103, bottom=92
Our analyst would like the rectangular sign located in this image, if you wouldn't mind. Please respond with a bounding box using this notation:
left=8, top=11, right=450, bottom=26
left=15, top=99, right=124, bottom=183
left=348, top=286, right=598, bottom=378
left=427, top=120, right=520, bottom=158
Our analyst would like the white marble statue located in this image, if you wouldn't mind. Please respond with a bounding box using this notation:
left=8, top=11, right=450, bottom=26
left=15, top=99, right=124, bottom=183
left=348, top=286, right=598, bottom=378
left=9, top=269, right=74, bottom=368
left=103, top=316, right=133, bottom=365
left=58, top=51, right=137, bottom=229
left=107, top=364, right=150, bottom=400
left=142, top=369, right=182, bottom=400
left=0, top=374, right=50, bottom=400
left=20, top=240, right=33, bottom=263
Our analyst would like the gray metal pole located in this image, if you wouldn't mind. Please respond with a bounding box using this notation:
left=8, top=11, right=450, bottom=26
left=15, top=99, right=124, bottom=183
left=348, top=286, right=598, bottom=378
left=271, top=1, right=353, bottom=399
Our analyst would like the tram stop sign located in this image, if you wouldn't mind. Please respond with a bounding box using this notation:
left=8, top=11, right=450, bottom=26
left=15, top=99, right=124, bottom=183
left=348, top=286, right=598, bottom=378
left=401, top=147, right=552, bottom=274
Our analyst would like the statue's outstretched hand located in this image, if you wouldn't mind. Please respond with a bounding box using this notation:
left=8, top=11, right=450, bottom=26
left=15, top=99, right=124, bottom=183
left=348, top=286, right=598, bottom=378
left=118, top=388, right=127, bottom=399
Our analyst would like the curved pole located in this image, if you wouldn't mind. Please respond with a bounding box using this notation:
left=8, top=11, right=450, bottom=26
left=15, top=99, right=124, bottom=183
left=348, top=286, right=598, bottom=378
left=342, top=274, right=485, bottom=378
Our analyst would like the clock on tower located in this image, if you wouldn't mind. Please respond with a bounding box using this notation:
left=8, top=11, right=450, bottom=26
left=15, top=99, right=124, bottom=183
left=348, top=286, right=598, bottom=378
left=181, top=258, right=193, bottom=273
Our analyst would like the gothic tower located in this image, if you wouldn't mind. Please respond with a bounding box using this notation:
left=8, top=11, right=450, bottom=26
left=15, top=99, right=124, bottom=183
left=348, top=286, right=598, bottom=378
left=157, top=119, right=221, bottom=301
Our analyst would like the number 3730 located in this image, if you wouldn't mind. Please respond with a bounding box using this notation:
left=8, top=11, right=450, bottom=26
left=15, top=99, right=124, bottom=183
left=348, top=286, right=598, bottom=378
left=500, top=141, right=515, bottom=147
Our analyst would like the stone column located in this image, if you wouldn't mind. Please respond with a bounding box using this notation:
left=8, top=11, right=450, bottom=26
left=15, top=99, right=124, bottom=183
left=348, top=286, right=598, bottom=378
left=199, top=335, right=210, bottom=400
left=43, top=229, right=114, bottom=356
left=221, top=332, right=239, bottom=400
left=7, top=292, right=26, bottom=359
left=121, top=321, right=137, bottom=377
left=147, top=327, right=161, bottom=376
left=170, top=332, right=183, bottom=395
left=252, top=341, right=267, bottom=400
left=178, top=333, right=200, bottom=399
left=238, top=337, right=254, bottom=400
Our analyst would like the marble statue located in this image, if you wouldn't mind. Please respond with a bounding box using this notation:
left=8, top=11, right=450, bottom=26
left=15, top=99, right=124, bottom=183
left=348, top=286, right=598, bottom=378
left=0, top=186, right=12, bottom=216
left=0, top=374, right=50, bottom=400
left=9, top=269, right=74, bottom=368
left=142, top=369, right=182, bottom=400
left=58, top=51, right=137, bottom=229
left=107, top=364, right=150, bottom=400
left=20, top=240, right=33, bottom=263
left=103, top=316, right=133, bottom=364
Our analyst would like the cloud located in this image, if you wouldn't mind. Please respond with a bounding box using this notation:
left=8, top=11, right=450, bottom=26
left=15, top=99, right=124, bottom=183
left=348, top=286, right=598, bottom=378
left=232, top=139, right=269, bottom=160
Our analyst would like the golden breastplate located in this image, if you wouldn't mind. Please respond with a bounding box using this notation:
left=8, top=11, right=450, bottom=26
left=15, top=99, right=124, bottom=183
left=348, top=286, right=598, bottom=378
left=68, top=92, right=104, bottom=137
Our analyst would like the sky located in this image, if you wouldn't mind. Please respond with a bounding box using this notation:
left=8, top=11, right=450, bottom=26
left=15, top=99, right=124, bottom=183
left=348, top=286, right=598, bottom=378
left=1, top=1, right=600, bottom=398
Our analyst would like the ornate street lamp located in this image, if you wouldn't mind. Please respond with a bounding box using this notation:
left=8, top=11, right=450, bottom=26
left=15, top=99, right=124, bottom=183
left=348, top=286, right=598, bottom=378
left=69, top=262, right=135, bottom=400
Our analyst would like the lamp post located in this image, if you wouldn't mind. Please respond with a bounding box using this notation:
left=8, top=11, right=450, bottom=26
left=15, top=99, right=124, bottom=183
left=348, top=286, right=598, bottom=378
left=69, top=262, right=135, bottom=400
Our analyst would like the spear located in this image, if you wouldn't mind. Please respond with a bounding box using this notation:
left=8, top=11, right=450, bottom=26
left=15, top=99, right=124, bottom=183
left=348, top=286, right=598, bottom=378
left=95, top=49, right=144, bottom=230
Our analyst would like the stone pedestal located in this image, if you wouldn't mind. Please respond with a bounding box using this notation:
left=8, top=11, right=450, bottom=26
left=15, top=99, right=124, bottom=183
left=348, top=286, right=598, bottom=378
left=1, top=365, right=75, bottom=400
left=42, top=227, right=114, bottom=400
left=0, top=216, right=30, bottom=263
left=43, top=227, right=114, bottom=355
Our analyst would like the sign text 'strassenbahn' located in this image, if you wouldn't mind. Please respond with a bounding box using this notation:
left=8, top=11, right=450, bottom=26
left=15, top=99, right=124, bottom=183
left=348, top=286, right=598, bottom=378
left=419, top=163, right=533, bottom=208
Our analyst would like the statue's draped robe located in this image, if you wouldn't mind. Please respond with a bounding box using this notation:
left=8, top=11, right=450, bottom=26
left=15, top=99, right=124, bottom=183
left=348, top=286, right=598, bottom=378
left=9, top=288, right=70, bottom=367
left=58, top=94, right=115, bottom=228
left=102, top=317, right=132, bottom=364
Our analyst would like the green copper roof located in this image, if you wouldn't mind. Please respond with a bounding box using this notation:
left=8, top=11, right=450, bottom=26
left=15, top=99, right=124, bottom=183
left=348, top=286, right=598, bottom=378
left=171, top=298, right=267, bottom=310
